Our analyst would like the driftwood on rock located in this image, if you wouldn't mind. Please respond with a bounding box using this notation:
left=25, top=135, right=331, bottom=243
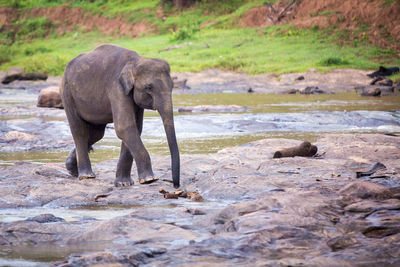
left=2, top=67, right=48, bottom=84
left=159, top=188, right=204, bottom=201
left=273, top=141, right=318, bottom=158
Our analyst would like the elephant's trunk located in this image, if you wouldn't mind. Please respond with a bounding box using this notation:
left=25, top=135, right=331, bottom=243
left=158, top=99, right=180, bottom=188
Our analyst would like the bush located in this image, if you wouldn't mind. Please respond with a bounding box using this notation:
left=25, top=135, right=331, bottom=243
left=214, top=56, right=247, bottom=71
left=22, top=53, right=69, bottom=75
left=24, top=46, right=53, bottom=56
left=170, top=22, right=199, bottom=41
left=14, top=17, right=53, bottom=40
left=319, top=57, right=349, bottom=66
left=0, top=45, right=15, bottom=64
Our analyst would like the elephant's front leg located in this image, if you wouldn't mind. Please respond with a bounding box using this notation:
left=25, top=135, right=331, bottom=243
left=115, top=125, right=156, bottom=184
left=115, top=142, right=134, bottom=187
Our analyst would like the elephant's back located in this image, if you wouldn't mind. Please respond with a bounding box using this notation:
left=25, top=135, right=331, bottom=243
left=66, top=44, right=138, bottom=75
left=63, top=44, right=138, bottom=91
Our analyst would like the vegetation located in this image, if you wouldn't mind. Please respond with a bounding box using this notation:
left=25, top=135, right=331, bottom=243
left=0, top=0, right=399, bottom=76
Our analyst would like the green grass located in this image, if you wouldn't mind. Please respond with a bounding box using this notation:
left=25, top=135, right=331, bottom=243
left=1, top=25, right=398, bottom=75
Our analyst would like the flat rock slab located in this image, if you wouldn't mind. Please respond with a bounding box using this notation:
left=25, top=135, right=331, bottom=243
left=0, top=134, right=400, bottom=265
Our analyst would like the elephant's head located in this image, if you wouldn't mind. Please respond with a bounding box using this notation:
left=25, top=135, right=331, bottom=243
left=119, top=58, right=180, bottom=188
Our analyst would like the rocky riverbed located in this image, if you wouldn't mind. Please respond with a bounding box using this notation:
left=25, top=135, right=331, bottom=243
left=0, top=68, right=400, bottom=266
left=0, top=134, right=399, bottom=266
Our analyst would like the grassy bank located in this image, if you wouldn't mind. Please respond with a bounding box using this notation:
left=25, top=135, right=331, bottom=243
left=1, top=25, right=399, bottom=76
left=1, top=0, right=399, bottom=77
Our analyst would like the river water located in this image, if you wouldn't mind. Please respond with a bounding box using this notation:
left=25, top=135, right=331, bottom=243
left=1, top=89, right=399, bottom=165
left=0, top=86, right=400, bottom=266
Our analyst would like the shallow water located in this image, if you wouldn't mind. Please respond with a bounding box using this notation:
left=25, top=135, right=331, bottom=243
left=1, top=91, right=399, bottom=165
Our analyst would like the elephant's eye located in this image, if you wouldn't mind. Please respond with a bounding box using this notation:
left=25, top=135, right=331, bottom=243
left=145, top=84, right=153, bottom=91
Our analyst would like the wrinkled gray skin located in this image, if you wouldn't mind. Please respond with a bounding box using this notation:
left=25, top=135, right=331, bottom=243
left=60, top=44, right=180, bottom=188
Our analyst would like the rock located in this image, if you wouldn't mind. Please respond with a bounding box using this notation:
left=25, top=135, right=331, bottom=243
left=367, top=66, right=399, bottom=78
left=378, top=86, right=395, bottom=95
left=354, top=85, right=366, bottom=92
left=273, top=141, right=317, bottom=158
left=172, top=76, right=190, bottom=90
left=280, top=88, right=298, bottom=94
left=185, top=208, right=206, bottom=215
left=0, top=131, right=38, bottom=142
left=37, top=86, right=63, bottom=108
left=56, top=251, right=121, bottom=267
left=164, top=192, right=179, bottom=199
left=362, top=225, right=400, bottom=238
left=339, top=181, right=394, bottom=200
left=356, top=162, right=386, bottom=178
left=360, top=87, right=381, bottom=96
left=178, top=105, right=248, bottom=113
left=370, top=76, right=393, bottom=86
left=0, top=134, right=399, bottom=265
left=26, top=214, right=65, bottom=223
left=299, top=86, right=326, bottom=94
left=327, top=235, right=358, bottom=251
left=187, top=192, right=204, bottom=202
left=344, top=199, right=400, bottom=213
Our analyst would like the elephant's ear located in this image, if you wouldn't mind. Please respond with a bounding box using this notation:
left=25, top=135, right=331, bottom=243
left=119, top=63, right=135, bottom=95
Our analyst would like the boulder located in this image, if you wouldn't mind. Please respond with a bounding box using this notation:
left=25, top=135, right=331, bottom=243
left=37, top=86, right=63, bottom=108
left=280, top=88, right=298, bottom=94
left=299, top=86, right=327, bottom=94
left=26, top=214, right=65, bottom=223
left=172, top=76, right=190, bottom=90
left=0, top=131, right=38, bottom=142
left=339, top=181, right=393, bottom=200
left=360, top=87, right=381, bottom=97
left=367, top=66, right=399, bottom=78
left=370, top=77, right=393, bottom=86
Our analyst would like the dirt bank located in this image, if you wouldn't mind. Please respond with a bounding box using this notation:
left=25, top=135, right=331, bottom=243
left=242, top=0, right=400, bottom=52
left=0, top=6, right=155, bottom=38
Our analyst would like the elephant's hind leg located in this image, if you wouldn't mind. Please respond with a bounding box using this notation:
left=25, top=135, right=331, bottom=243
left=66, top=148, right=78, bottom=176
left=115, top=142, right=134, bottom=187
left=65, top=124, right=106, bottom=178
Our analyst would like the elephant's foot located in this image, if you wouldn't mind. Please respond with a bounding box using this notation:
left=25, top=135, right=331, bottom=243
left=139, top=177, right=159, bottom=185
left=78, top=171, right=96, bottom=180
left=114, top=176, right=134, bottom=187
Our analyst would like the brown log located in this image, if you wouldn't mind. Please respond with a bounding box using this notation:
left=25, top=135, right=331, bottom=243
left=273, top=141, right=318, bottom=158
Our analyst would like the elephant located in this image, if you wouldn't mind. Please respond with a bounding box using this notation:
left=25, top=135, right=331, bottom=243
left=60, top=44, right=180, bottom=188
